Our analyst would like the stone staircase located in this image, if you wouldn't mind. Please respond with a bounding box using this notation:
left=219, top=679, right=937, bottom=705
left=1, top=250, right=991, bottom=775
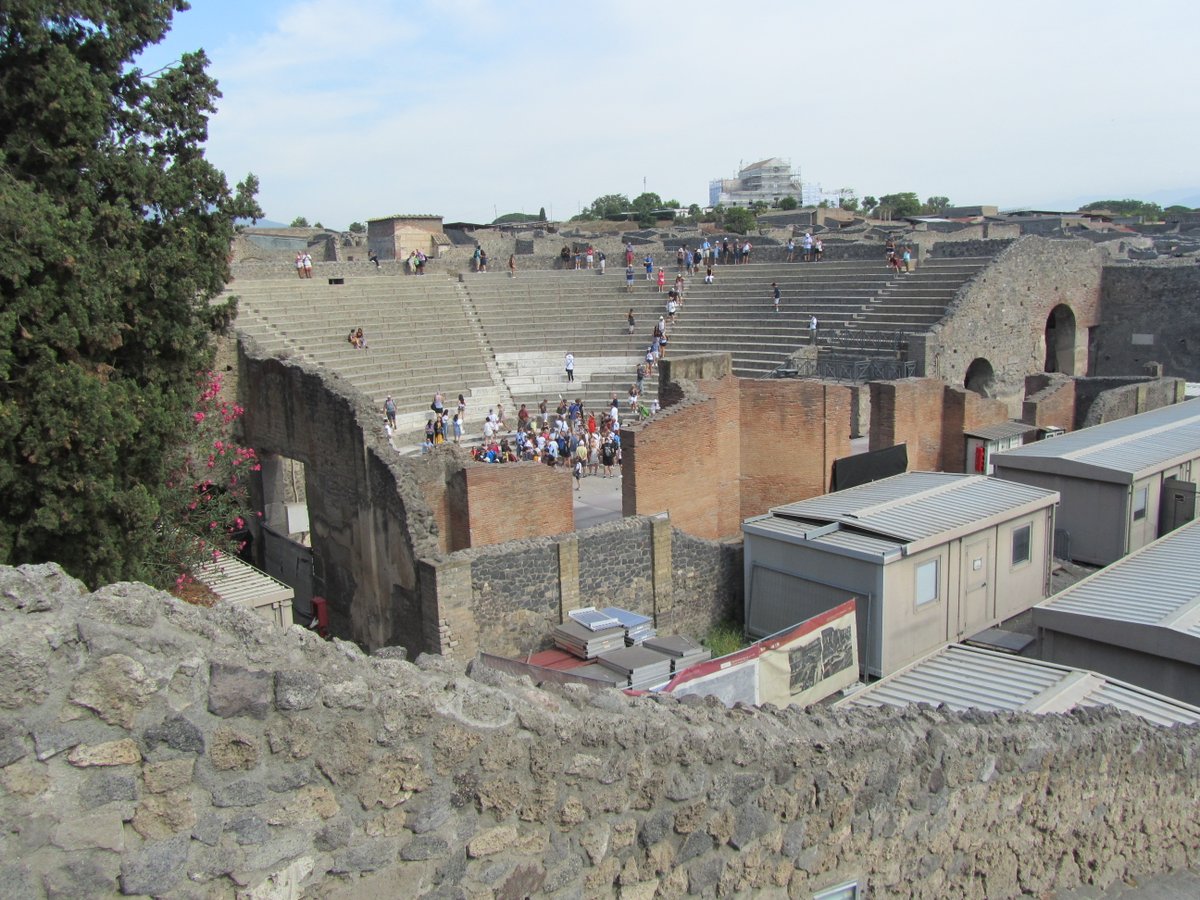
left=824, top=257, right=993, bottom=360
left=227, top=277, right=507, bottom=433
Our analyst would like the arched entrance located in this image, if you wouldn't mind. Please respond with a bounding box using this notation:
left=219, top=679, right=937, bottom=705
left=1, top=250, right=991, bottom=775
left=964, top=358, right=996, bottom=398
left=1044, top=304, right=1078, bottom=374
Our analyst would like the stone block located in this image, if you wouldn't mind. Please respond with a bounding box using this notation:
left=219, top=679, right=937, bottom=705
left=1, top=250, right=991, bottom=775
left=208, top=662, right=272, bottom=719
left=69, top=653, right=157, bottom=728
left=132, top=790, right=196, bottom=840
left=53, top=809, right=125, bottom=852
left=210, top=726, right=260, bottom=771
left=273, top=670, right=321, bottom=711
left=68, top=739, right=141, bottom=768
left=468, top=824, right=517, bottom=858
left=118, top=834, right=188, bottom=896
left=142, top=758, right=194, bottom=794
left=142, top=715, right=205, bottom=754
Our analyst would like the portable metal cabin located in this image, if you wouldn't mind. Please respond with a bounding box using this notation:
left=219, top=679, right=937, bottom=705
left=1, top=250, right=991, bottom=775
left=991, top=401, right=1200, bottom=565
left=1033, top=518, right=1200, bottom=706
left=196, top=552, right=295, bottom=629
left=963, top=421, right=1034, bottom=475
left=742, top=472, right=1058, bottom=678
left=836, top=643, right=1200, bottom=727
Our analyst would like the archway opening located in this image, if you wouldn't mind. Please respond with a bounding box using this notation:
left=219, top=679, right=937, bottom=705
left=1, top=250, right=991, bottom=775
left=1044, top=304, right=1078, bottom=374
left=964, top=358, right=996, bottom=399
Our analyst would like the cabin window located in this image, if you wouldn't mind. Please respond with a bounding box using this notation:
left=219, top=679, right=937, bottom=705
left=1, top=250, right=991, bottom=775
left=915, top=559, right=939, bottom=606
left=1132, top=487, right=1148, bottom=522
left=1012, top=524, right=1032, bottom=566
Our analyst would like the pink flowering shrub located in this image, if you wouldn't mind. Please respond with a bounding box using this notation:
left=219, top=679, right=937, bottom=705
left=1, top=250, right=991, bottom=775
left=162, top=371, right=261, bottom=590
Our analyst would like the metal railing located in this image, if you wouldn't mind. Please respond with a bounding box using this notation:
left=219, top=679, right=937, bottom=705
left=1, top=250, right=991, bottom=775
left=770, top=356, right=916, bottom=382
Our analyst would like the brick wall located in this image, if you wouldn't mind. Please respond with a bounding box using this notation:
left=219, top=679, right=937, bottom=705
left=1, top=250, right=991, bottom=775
left=869, top=379, right=947, bottom=470
left=739, top=379, right=851, bottom=517
left=870, top=378, right=1009, bottom=472
left=463, top=462, right=573, bottom=548
left=623, top=356, right=852, bottom=539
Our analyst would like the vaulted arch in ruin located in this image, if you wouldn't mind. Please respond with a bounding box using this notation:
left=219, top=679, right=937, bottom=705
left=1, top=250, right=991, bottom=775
left=964, top=357, right=996, bottom=399
left=1044, top=303, right=1079, bottom=374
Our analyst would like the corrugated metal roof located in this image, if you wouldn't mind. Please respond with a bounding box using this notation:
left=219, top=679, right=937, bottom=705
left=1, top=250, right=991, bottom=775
left=195, top=552, right=294, bottom=609
left=768, top=473, right=1056, bottom=546
left=742, top=515, right=904, bottom=559
left=964, top=420, right=1036, bottom=441
left=838, top=643, right=1200, bottom=726
left=992, top=400, right=1200, bottom=480
left=1036, top=518, right=1200, bottom=635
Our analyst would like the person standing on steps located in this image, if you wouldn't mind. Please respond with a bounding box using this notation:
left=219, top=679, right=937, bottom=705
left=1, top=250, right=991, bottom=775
left=508, top=254, right=516, bottom=277
left=564, top=351, right=575, bottom=383
left=626, top=265, right=635, bottom=292
left=772, top=281, right=781, bottom=313
left=627, top=307, right=636, bottom=334
left=809, top=314, right=818, bottom=345
left=384, top=396, right=396, bottom=430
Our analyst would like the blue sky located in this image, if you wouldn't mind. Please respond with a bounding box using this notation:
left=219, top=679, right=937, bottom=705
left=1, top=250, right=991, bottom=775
left=139, top=0, right=1200, bottom=228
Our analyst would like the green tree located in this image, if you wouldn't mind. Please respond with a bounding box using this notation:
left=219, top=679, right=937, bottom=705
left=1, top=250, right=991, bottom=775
left=1079, top=199, right=1164, bottom=220
left=878, top=192, right=922, bottom=218
left=778, top=196, right=798, bottom=211
left=290, top=216, right=310, bottom=227
left=631, top=192, right=663, bottom=216
left=0, top=2, right=261, bottom=587
left=862, top=196, right=879, bottom=215
left=840, top=196, right=860, bottom=212
left=585, top=193, right=631, bottom=220
left=348, top=221, right=366, bottom=233
left=538, top=207, right=547, bottom=222
left=721, top=207, right=757, bottom=234
left=923, top=196, right=951, bottom=214
left=492, top=212, right=541, bottom=225
left=687, top=203, right=701, bottom=218
left=1164, top=205, right=1193, bottom=215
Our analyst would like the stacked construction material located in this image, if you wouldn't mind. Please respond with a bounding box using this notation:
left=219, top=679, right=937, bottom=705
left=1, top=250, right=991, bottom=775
left=568, top=607, right=621, bottom=631
left=597, top=645, right=674, bottom=690
left=600, top=607, right=656, bottom=646
left=569, top=663, right=629, bottom=688
left=553, top=620, right=626, bottom=660
left=643, top=635, right=711, bottom=673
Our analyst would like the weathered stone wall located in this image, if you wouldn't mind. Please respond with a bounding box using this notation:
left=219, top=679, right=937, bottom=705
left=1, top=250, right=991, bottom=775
left=1094, top=264, right=1200, bottom=381
left=2, top=563, right=1198, bottom=899
left=927, top=237, right=1018, bottom=258
left=239, top=340, right=441, bottom=656
left=423, top=515, right=716, bottom=659
left=911, top=237, right=1105, bottom=411
left=1022, top=373, right=1077, bottom=432
left=1076, top=376, right=1187, bottom=428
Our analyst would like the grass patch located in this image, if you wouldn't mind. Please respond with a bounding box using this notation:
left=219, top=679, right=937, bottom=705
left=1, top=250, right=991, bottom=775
left=702, top=620, right=747, bottom=658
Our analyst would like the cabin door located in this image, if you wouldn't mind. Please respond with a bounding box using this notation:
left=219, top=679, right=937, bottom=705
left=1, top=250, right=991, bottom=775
left=959, top=537, right=992, bottom=637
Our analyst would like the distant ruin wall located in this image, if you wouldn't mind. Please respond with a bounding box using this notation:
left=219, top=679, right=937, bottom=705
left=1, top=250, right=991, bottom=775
left=1094, top=265, right=1200, bottom=381
left=1, top=564, right=1197, bottom=900
left=912, top=237, right=1104, bottom=411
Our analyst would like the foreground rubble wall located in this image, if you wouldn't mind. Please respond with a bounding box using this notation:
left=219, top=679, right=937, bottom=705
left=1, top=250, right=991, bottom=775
left=0, top=563, right=1196, bottom=899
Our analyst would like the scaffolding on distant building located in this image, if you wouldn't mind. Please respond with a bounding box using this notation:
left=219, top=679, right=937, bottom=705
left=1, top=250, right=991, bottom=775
left=709, top=157, right=803, bottom=208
